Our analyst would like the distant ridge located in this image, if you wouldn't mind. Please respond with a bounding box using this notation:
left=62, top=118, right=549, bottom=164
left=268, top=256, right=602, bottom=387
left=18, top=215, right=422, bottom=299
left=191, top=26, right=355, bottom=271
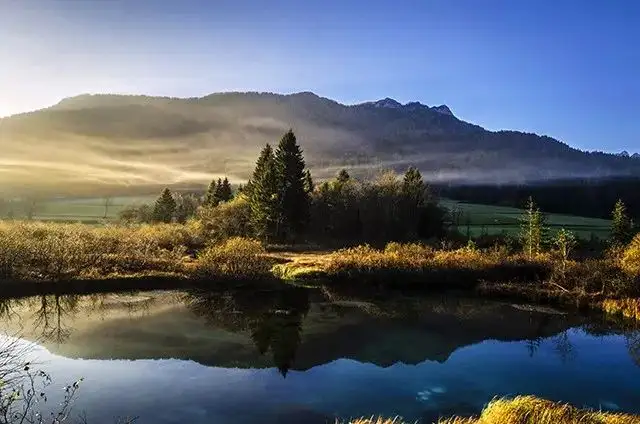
left=0, top=91, right=639, bottom=196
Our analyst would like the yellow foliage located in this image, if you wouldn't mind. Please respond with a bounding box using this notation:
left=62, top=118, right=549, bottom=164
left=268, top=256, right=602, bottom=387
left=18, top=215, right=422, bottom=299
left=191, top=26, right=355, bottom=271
left=602, top=298, right=640, bottom=321
left=621, top=234, right=640, bottom=276
left=195, top=237, right=272, bottom=279
left=347, top=396, right=640, bottom=424
left=0, top=221, right=193, bottom=280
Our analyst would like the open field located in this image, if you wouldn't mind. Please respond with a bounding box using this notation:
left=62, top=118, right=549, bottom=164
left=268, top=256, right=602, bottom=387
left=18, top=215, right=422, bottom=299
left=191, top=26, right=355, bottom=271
left=441, top=199, right=611, bottom=239
left=1, top=195, right=158, bottom=223
left=0, top=195, right=614, bottom=241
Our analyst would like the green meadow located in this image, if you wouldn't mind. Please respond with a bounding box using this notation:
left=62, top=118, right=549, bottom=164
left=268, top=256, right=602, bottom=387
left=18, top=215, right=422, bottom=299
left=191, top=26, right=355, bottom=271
left=440, top=199, right=611, bottom=239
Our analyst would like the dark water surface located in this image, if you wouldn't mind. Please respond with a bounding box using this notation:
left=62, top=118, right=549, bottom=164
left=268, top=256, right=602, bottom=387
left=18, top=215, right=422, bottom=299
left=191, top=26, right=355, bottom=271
left=0, top=287, right=639, bottom=423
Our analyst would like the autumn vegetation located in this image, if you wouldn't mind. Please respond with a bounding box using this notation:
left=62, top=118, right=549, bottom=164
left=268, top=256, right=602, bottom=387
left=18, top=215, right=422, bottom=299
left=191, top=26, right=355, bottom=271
left=348, top=396, right=640, bottom=424
left=0, top=130, right=637, bottom=324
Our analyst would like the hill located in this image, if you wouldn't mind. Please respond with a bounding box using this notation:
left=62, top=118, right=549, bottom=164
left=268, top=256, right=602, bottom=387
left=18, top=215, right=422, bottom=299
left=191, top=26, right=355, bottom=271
left=1, top=91, right=639, bottom=196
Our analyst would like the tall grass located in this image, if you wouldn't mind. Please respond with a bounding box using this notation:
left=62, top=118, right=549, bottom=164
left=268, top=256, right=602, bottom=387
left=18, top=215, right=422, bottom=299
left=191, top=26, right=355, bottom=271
left=195, top=237, right=273, bottom=280
left=324, top=242, right=552, bottom=287
left=347, top=396, right=640, bottom=424
left=0, top=221, right=193, bottom=281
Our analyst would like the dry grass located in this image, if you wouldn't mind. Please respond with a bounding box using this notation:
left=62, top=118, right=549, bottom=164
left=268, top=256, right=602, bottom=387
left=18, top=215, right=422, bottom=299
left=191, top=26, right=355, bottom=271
left=195, top=237, right=273, bottom=280
left=347, top=396, right=640, bottom=424
left=323, top=242, right=553, bottom=287
left=602, top=298, right=640, bottom=321
left=0, top=221, right=193, bottom=281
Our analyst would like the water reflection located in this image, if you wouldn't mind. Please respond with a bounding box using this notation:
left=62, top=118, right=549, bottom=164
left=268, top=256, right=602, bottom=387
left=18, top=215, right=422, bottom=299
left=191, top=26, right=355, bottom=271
left=0, top=288, right=638, bottom=422
left=0, top=288, right=638, bottom=373
left=182, top=288, right=310, bottom=376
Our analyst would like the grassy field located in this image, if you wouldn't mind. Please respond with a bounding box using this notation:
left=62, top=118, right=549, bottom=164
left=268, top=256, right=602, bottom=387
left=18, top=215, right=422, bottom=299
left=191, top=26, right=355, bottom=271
left=5, top=195, right=158, bottom=223
left=440, top=199, right=611, bottom=240
left=0, top=195, right=613, bottom=240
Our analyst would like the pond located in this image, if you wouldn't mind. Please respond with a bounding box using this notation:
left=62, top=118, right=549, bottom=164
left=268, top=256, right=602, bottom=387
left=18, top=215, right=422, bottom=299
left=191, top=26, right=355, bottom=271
left=0, top=287, right=638, bottom=423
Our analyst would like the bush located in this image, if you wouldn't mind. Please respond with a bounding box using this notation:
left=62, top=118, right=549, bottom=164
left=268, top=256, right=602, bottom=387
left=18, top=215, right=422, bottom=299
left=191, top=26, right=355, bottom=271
left=196, top=196, right=253, bottom=242
left=195, top=237, right=272, bottom=279
left=621, top=234, right=640, bottom=277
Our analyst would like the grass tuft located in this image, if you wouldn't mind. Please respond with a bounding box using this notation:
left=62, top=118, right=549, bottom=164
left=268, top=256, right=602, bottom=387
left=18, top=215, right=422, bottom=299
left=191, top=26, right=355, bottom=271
left=346, top=396, right=640, bottom=424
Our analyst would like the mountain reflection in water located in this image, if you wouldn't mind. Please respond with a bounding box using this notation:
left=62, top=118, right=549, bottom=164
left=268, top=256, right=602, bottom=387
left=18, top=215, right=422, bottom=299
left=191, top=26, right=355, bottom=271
left=0, top=287, right=638, bottom=423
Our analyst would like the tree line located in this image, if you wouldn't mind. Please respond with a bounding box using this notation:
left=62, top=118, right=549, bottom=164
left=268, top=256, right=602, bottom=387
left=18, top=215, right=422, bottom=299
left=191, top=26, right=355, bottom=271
left=132, top=130, right=448, bottom=245
left=437, top=176, right=640, bottom=222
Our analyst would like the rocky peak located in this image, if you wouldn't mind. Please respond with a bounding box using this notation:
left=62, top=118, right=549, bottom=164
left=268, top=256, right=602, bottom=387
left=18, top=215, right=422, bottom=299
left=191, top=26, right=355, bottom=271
left=432, top=105, right=453, bottom=116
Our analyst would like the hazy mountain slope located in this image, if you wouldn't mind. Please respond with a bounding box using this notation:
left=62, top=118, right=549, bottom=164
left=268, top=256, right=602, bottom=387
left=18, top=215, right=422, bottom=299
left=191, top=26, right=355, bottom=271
left=0, top=91, right=638, bottom=196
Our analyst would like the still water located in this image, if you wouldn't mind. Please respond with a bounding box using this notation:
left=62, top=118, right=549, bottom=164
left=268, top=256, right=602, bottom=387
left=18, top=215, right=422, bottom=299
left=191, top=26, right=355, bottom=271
left=0, top=287, right=638, bottom=423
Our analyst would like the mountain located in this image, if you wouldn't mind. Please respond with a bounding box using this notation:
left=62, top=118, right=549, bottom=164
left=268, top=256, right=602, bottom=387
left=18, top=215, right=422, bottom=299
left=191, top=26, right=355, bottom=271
left=0, top=91, right=638, bottom=196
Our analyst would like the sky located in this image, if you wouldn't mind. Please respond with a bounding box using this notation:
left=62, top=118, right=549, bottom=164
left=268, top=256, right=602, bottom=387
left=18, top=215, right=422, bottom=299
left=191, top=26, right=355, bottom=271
left=0, top=0, right=639, bottom=153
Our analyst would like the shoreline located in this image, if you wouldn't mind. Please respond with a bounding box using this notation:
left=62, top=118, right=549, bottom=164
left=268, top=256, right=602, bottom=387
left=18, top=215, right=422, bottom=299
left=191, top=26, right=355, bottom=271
left=0, top=250, right=637, bottom=324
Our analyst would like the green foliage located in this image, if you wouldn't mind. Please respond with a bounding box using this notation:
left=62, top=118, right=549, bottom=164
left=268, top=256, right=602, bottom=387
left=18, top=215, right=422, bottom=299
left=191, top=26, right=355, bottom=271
left=204, top=179, right=219, bottom=207
left=196, top=195, right=253, bottom=242
left=195, top=237, right=272, bottom=279
left=303, top=169, right=314, bottom=194
left=310, top=169, right=446, bottom=243
left=219, top=177, right=233, bottom=203
left=520, top=197, right=548, bottom=257
left=152, top=188, right=176, bottom=223
left=612, top=199, right=633, bottom=246
left=554, top=228, right=577, bottom=262
left=118, top=204, right=154, bottom=223
left=336, top=169, right=350, bottom=185
left=249, top=144, right=279, bottom=242
left=173, top=193, right=201, bottom=224
left=273, top=130, right=311, bottom=242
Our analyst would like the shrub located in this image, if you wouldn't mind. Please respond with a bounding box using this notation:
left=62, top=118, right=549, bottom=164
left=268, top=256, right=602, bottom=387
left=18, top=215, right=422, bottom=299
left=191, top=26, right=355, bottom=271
left=621, top=234, right=640, bottom=277
left=196, top=196, right=253, bottom=242
left=195, top=237, right=272, bottom=279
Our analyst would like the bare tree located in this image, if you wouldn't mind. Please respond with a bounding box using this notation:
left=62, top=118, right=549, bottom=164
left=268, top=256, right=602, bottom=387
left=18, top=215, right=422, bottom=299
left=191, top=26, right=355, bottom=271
left=103, top=197, right=113, bottom=220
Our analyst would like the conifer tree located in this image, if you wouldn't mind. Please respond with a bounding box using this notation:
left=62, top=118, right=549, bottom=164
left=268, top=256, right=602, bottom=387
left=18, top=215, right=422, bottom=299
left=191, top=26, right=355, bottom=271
left=249, top=144, right=279, bottom=241
left=402, top=166, right=426, bottom=206
left=273, top=130, right=310, bottom=242
left=204, top=179, right=219, bottom=207
left=611, top=199, right=632, bottom=246
left=153, top=188, right=176, bottom=223
left=303, top=169, right=314, bottom=194
left=219, top=177, right=233, bottom=202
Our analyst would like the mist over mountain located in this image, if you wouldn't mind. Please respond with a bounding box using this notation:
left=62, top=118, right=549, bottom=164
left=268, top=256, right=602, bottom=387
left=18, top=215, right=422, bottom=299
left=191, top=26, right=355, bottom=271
left=0, top=91, right=638, bottom=196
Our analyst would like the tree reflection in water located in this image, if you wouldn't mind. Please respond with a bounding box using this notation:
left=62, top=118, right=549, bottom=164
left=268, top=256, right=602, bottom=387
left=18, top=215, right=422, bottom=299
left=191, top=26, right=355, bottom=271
left=182, top=287, right=310, bottom=377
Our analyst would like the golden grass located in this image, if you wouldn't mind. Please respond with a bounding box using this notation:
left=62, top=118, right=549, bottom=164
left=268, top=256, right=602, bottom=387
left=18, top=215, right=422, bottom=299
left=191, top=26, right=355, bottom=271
left=347, top=396, right=640, bottom=424
left=602, top=298, right=640, bottom=321
left=322, top=242, right=554, bottom=287
left=195, top=237, right=273, bottom=280
left=0, top=221, right=194, bottom=281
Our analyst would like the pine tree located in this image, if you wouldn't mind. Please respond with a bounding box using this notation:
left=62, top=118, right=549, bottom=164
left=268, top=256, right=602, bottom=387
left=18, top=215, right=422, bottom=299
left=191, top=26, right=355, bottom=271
left=213, top=178, right=223, bottom=205
left=520, top=197, right=547, bottom=257
left=249, top=144, right=279, bottom=241
left=303, top=169, right=314, bottom=194
left=273, top=130, right=310, bottom=242
left=219, top=177, right=233, bottom=202
left=153, top=188, right=176, bottom=223
left=611, top=199, right=632, bottom=246
left=402, top=166, right=426, bottom=206
left=204, top=179, right=219, bottom=207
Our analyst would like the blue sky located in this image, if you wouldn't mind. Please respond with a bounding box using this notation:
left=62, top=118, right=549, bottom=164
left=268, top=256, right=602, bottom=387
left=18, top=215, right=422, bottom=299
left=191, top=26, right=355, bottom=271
left=1, top=0, right=638, bottom=152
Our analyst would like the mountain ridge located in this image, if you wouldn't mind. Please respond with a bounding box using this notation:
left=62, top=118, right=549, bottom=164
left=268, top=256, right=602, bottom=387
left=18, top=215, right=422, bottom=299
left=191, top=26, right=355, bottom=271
left=0, top=90, right=638, bottom=196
